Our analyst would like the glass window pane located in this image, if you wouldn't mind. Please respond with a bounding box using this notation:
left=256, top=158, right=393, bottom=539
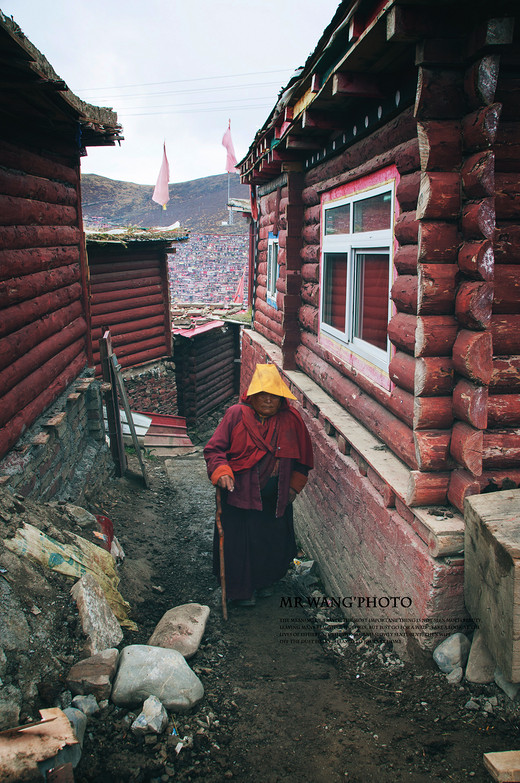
left=353, top=252, right=389, bottom=351
left=323, top=253, right=347, bottom=330
left=325, top=203, right=350, bottom=235
left=353, top=192, right=391, bottom=233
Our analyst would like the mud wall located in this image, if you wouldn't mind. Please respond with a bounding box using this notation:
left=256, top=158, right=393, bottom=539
left=123, top=360, right=178, bottom=416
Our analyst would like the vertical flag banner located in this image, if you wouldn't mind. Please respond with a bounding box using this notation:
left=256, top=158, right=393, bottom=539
left=222, top=120, right=238, bottom=173
left=233, top=267, right=246, bottom=304
left=152, top=143, right=170, bottom=209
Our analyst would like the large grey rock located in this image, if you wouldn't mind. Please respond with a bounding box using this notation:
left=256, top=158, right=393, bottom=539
left=148, top=603, right=210, bottom=659
left=67, top=648, right=119, bottom=699
left=433, top=633, right=471, bottom=674
left=70, top=574, right=123, bottom=655
left=72, top=693, right=100, bottom=716
left=465, top=630, right=495, bottom=684
left=495, top=666, right=520, bottom=700
left=111, top=644, right=204, bottom=711
left=131, top=695, right=168, bottom=735
left=0, top=685, right=21, bottom=730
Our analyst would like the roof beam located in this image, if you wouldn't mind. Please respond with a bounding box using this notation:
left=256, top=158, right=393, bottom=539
left=332, top=72, right=384, bottom=98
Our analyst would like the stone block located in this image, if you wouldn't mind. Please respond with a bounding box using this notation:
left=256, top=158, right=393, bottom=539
left=66, top=648, right=119, bottom=699
left=70, top=574, right=123, bottom=656
left=148, top=603, right=210, bottom=658
left=465, top=490, right=520, bottom=682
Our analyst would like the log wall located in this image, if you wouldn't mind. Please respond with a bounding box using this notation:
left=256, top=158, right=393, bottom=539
left=0, top=141, right=88, bottom=460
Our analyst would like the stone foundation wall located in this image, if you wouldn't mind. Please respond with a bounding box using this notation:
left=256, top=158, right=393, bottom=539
left=122, top=360, right=178, bottom=416
left=241, top=330, right=467, bottom=653
left=0, top=369, right=112, bottom=504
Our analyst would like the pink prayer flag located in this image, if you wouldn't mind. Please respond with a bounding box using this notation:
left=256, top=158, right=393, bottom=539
left=233, top=268, right=246, bottom=303
left=152, top=143, right=170, bottom=208
left=222, top=120, right=238, bottom=173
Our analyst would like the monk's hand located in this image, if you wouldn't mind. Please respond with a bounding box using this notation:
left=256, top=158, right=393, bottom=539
left=288, top=488, right=297, bottom=503
left=218, top=475, right=235, bottom=492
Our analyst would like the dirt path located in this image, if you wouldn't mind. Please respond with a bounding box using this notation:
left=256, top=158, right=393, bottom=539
left=75, top=446, right=520, bottom=783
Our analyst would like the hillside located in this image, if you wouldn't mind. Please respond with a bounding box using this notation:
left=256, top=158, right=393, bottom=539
left=81, top=172, right=250, bottom=234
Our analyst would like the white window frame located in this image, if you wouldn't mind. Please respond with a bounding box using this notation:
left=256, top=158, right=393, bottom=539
left=266, top=233, right=279, bottom=309
left=320, top=182, right=394, bottom=372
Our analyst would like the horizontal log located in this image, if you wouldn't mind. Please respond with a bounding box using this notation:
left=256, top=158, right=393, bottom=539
left=254, top=307, right=283, bottom=337
left=94, top=336, right=167, bottom=364
left=0, top=167, right=77, bottom=206
left=0, top=195, right=77, bottom=226
left=394, top=245, right=418, bottom=274
left=389, top=351, right=453, bottom=396
left=113, top=345, right=170, bottom=370
left=92, top=285, right=163, bottom=306
left=457, top=240, right=494, bottom=280
left=478, top=470, right=520, bottom=492
left=453, top=379, right=488, bottom=429
left=462, top=103, right=501, bottom=152
left=301, top=282, right=319, bottom=307
left=495, top=121, right=520, bottom=171
left=1, top=225, right=80, bottom=250
left=494, top=224, right=520, bottom=264
left=452, top=329, right=492, bottom=384
left=302, top=224, right=320, bottom=244
left=90, top=303, right=165, bottom=329
left=417, top=120, right=461, bottom=171
left=496, top=173, right=520, bottom=220
left=461, top=198, right=495, bottom=239
left=396, top=171, right=421, bottom=211
left=0, top=246, right=80, bottom=281
left=301, top=261, right=319, bottom=282
left=387, top=312, right=416, bottom=354
left=91, top=315, right=164, bottom=342
left=416, top=172, right=461, bottom=220
left=461, top=151, right=495, bottom=199
left=483, top=431, right=520, bottom=468
left=298, top=303, right=319, bottom=334
left=417, top=221, right=461, bottom=263
left=447, top=468, right=481, bottom=512
left=89, top=262, right=161, bottom=283
left=92, top=293, right=164, bottom=317
left=391, top=275, right=417, bottom=314
left=0, top=140, right=78, bottom=185
left=487, top=394, right=520, bottom=428
left=450, top=421, right=483, bottom=476
left=413, top=395, right=453, bottom=430
left=490, top=314, right=520, bottom=354
left=0, top=352, right=85, bottom=461
left=418, top=263, right=458, bottom=314
left=301, top=187, right=320, bottom=206
left=0, top=264, right=80, bottom=308
left=0, top=282, right=82, bottom=338
left=491, top=355, right=520, bottom=391
left=92, top=325, right=167, bottom=362
left=253, top=318, right=283, bottom=348
left=254, top=295, right=283, bottom=324
left=0, top=337, right=86, bottom=428
left=464, top=55, right=499, bottom=109
left=394, top=211, right=419, bottom=244
left=0, top=317, right=87, bottom=396
left=415, top=67, right=465, bottom=119
left=415, top=315, right=458, bottom=356
left=414, top=430, right=452, bottom=471
left=492, top=265, right=520, bottom=313
left=304, top=204, right=321, bottom=225
left=90, top=275, right=162, bottom=294
left=455, top=281, right=493, bottom=329
left=406, top=471, right=450, bottom=507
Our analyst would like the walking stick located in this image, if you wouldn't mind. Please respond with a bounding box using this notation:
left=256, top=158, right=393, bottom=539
left=215, top=486, right=228, bottom=620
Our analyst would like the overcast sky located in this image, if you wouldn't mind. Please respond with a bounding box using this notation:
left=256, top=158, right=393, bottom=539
left=3, top=0, right=340, bottom=185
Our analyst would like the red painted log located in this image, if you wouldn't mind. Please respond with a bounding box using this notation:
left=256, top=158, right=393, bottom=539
left=0, top=317, right=86, bottom=396
left=416, top=316, right=458, bottom=356
left=304, top=204, right=321, bottom=225
left=461, top=199, right=495, bottom=239
left=388, top=312, right=416, bottom=354
left=298, top=304, right=319, bottom=334
left=494, top=224, right=520, bottom=264
left=418, top=263, right=458, bottom=314
left=300, top=245, right=320, bottom=265
left=462, top=103, right=501, bottom=151
left=394, top=211, right=419, bottom=244
left=302, top=224, right=320, bottom=244
left=391, top=275, right=417, bottom=314
left=491, top=356, right=520, bottom=391
left=91, top=314, right=165, bottom=342
left=301, top=282, right=319, bottom=307
left=416, top=172, right=461, bottom=220
left=453, top=379, right=488, bottom=429
left=94, top=336, right=167, bottom=364
left=388, top=385, right=414, bottom=428
left=0, top=168, right=77, bottom=206
left=464, top=55, right=500, bottom=109
left=447, top=468, right=481, bottom=512
left=0, top=141, right=78, bottom=185
left=415, top=67, right=465, bottom=120
left=417, top=121, right=462, bottom=171
left=461, top=151, right=495, bottom=199
left=89, top=263, right=160, bottom=284
left=389, top=351, right=453, bottom=396
left=254, top=306, right=283, bottom=336
left=255, top=295, right=283, bottom=323
left=487, top=395, right=520, bottom=427
left=496, top=173, right=520, bottom=220
left=92, top=285, right=163, bottom=305
left=414, top=430, right=452, bottom=471
left=113, top=344, right=170, bottom=370
left=90, top=303, right=165, bottom=329
left=0, top=352, right=85, bottom=460
left=0, top=265, right=80, bottom=308
left=452, top=329, right=492, bottom=384
left=450, top=421, right=483, bottom=476
left=0, top=195, right=77, bottom=226
left=396, top=172, right=421, bottom=211
left=417, top=221, right=461, bottom=263
left=490, top=315, right=520, bottom=354
left=0, top=246, right=80, bottom=280
left=394, top=245, right=418, bottom=274
left=92, top=293, right=164, bottom=316
left=406, top=471, right=450, bottom=507
left=0, top=283, right=82, bottom=338
left=301, top=262, right=319, bottom=282
left=302, top=187, right=320, bottom=206
left=478, top=470, right=520, bottom=492
left=413, top=396, right=453, bottom=430
left=0, top=338, right=86, bottom=428
left=457, top=240, right=494, bottom=280
left=483, top=431, right=520, bottom=468
left=492, top=265, right=520, bottom=313
left=254, top=318, right=283, bottom=348
left=1, top=225, right=80, bottom=250
left=455, top=281, right=493, bottom=329
left=90, top=275, right=162, bottom=293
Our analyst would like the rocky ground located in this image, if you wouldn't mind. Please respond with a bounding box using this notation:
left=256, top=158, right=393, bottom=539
left=1, top=404, right=520, bottom=782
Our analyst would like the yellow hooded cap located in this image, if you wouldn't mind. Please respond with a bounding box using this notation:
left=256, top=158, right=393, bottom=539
left=246, top=363, right=296, bottom=400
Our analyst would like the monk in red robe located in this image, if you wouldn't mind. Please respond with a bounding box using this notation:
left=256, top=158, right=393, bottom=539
left=204, top=364, right=313, bottom=606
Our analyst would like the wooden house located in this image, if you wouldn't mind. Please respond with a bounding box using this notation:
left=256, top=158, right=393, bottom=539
left=239, top=0, right=520, bottom=645
left=0, top=15, right=121, bottom=493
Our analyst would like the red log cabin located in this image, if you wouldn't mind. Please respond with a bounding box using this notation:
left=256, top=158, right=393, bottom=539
left=239, top=0, right=520, bottom=648
left=0, top=14, right=122, bottom=462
